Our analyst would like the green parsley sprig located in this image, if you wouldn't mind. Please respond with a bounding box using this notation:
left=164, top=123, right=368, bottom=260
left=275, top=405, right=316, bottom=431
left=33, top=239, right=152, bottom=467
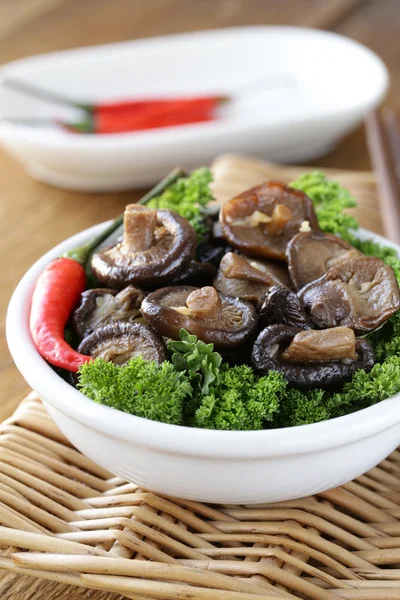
left=168, top=328, right=221, bottom=395
left=147, top=167, right=214, bottom=242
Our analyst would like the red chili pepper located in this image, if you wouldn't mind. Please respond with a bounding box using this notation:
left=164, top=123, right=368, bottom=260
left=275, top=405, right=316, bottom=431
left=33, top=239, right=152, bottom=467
left=30, top=258, right=91, bottom=372
left=2, top=80, right=228, bottom=134
left=93, top=105, right=219, bottom=135
left=95, top=96, right=227, bottom=116
left=62, top=96, right=226, bottom=134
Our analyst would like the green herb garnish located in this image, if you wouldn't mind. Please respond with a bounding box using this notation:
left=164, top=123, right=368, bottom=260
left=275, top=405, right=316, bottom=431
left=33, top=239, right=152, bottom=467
left=277, top=388, right=330, bottom=427
left=147, top=167, right=213, bottom=242
left=78, top=357, right=191, bottom=425
left=168, top=328, right=221, bottom=395
left=291, top=170, right=358, bottom=240
left=194, top=366, right=286, bottom=430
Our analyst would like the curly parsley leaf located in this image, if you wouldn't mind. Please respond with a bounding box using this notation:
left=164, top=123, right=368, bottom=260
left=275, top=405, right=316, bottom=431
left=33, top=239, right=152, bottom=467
left=147, top=167, right=214, bottom=242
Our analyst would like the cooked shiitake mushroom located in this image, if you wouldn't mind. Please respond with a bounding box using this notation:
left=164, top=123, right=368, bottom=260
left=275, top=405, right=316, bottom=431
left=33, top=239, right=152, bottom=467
left=72, top=286, right=146, bottom=340
left=287, top=231, right=362, bottom=290
left=252, top=324, right=375, bottom=389
left=141, top=285, right=258, bottom=348
left=213, top=252, right=292, bottom=304
left=257, top=286, right=313, bottom=329
left=91, top=204, right=196, bottom=288
left=220, top=181, right=319, bottom=261
left=196, top=240, right=232, bottom=267
left=299, top=257, right=400, bottom=335
left=171, top=260, right=217, bottom=286
left=78, top=322, right=167, bottom=365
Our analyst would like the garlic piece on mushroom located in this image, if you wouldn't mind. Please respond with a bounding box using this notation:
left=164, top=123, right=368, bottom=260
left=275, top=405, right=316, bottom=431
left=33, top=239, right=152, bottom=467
left=267, top=204, right=293, bottom=235
left=220, top=180, right=319, bottom=261
left=299, top=220, right=311, bottom=233
left=226, top=210, right=272, bottom=227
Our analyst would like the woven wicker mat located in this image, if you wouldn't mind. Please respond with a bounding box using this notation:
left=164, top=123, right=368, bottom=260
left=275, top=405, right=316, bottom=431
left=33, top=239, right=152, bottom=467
left=2, top=394, right=400, bottom=600
left=1, top=156, right=398, bottom=600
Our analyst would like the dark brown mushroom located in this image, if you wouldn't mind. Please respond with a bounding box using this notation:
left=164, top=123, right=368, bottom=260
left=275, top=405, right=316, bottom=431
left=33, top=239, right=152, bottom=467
left=141, top=285, right=258, bottom=348
left=195, top=240, right=232, bottom=267
left=252, top=324, right=375, bottom=389
left=220, top=181, right=319, bottom=261
left=72, top=286, right=146, bottom=340
left=91, top=204, right=196, bottom=288
left=213, top=252, right=292, bottom=304
left=78, top=322, right=167, bottom=365
left=171, top=260, right=217, bottom=286
left=299, top=257, right=400, bottom=335
left=287, top=231, right=363, bottom=290
left=257, top=286, right=313, bottom=329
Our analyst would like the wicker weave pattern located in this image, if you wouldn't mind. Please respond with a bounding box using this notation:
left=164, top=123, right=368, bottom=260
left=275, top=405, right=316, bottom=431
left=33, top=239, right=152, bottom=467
left=0, top=393, right=400, bottom=600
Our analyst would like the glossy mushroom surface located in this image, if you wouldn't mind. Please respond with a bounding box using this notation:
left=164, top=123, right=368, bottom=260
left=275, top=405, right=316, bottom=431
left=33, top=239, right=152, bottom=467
left=281, top=327, right=357, bottom=362
left=220, top=181, right=319, bottom=261
left=91, top=204, right=196, bottom=288
left=72, top=286, right=146, bottom=340
left=252, top=324, right=375, bottom=389
left=299, top=257, right=400, bottom=334
left=141, top=285, right=258, bottom=348
left=171, top=260, right=217, bottom=286
left=287, top=231, right=362, bottom=290
left=214, top=252, right=292, bottom=304
left=257, top=286, right=313, bottom=329
left=78, top=322, right=167, bottom=365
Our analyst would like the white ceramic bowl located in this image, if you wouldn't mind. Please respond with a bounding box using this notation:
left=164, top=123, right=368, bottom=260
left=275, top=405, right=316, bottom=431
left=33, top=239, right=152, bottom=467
left=0, top=27, right=388, bottom=191
left=6, top=223, right=400, bottom=504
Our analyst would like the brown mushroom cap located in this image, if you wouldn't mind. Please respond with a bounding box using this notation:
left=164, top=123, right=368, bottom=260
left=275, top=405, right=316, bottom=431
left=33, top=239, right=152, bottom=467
left=91, top=205, right=196, bottom=288
left=141, top=285, right=258, bottom=348
left=299, top=257, right=400, bottom=335
left=213, top=252, right=292, bottom=304
left=78, top=322, right=167, bottom=365
left=72, top=286, right=146, bottom=340
left=220, top=181, right=319, bottom=261
left=252, top=324, right=375, bottom=389
left=171, top=260, right=217, bottom=286
left=287, top=231, right=363, bottom=290
left=257, top=285, right=313, bottom=330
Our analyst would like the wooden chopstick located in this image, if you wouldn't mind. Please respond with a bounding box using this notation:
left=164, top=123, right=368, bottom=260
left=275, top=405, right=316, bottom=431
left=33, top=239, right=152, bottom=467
left=365, top=109, right=400, bottom=244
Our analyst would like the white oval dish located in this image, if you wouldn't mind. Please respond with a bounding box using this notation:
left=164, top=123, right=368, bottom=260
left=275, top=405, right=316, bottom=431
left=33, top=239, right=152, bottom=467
left=6, top=222, right=400, bottom=503
left=0, top=27, right=388, bottom=191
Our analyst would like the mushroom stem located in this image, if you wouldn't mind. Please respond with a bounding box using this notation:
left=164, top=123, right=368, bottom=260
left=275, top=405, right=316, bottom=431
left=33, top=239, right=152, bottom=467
left=123, top=205, right=158, bottom=253
left=267, top=204, right=293, bottom=234
left=220, top=253, right=271, bottom=285
left=185, top=287, right=223, bottom=321
left=281, top=327, right=357, bottom=363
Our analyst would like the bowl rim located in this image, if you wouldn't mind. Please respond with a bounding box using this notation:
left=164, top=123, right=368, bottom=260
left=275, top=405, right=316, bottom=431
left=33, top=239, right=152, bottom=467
left=6, top=221, right=400, bottom=459
left=0, top=26, right=389, bottom=150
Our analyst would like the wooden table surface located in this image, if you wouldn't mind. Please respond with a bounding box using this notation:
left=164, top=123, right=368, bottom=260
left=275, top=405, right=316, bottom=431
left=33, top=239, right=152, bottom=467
left=0, top=0, right=399, bottom=598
